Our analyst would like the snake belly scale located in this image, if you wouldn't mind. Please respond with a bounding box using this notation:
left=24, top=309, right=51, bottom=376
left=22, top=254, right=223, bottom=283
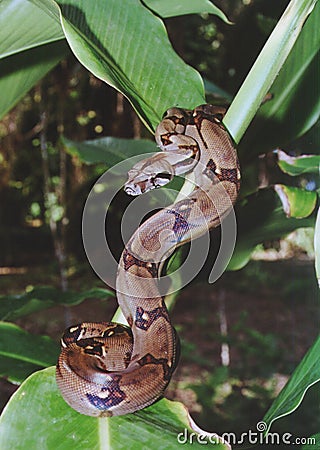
left=56, top=104, right=240, bottom=417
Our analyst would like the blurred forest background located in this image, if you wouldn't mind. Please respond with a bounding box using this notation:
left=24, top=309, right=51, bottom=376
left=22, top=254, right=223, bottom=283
left=0, top=0, right=319, bottom=445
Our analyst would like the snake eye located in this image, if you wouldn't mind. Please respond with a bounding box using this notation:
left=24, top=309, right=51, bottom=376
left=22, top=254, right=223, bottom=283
left=152, top=172, right=172, bottom=188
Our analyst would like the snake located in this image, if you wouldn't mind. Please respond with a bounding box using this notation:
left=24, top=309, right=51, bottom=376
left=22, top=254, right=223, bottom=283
left=56, top=104, right=240, bottom=417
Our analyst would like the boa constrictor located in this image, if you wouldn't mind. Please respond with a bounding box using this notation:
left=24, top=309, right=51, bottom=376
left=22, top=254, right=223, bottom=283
left=56, top=104, right=240, bottom=417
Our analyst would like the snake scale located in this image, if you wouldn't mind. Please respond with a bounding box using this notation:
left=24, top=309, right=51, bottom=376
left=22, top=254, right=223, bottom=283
left=56, top=104, right=240, bottom=417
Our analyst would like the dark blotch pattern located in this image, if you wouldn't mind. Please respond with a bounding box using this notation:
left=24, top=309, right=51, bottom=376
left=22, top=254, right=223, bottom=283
left=138, top=353, right=172, bottom=381
left=123, top=249, right=158, bottom=277
left=86, top=375, right=126, bottom=410
left=204, top=158, right=240, bottom=191
left=166, top=209, right=190, bottom=242
left=76, top=338, right=104, bottom=357
left=135, top=305, right=170, bottom=331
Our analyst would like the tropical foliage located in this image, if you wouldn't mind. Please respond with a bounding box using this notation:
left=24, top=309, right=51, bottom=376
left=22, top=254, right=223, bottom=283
left=0, top=0, right=319, bottom=448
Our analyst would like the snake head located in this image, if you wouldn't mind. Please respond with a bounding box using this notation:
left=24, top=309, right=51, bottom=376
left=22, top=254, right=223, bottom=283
left=124, top=156, right=174, bottom=196
left=124, top=168, right=173, bottom=195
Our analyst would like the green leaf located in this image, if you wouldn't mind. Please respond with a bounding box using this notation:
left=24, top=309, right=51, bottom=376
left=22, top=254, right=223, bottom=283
left=225, top=0, right=319, bottom=145
left=0, top=0, right=67, bottom=118
left=0, top=322, right=59, bottom=383
left=274, top=185, right=317, bottom=218
left=0, top=41, right=67, bottom=119
left=263, top=334, right=320, bottom=431
left=276, top=149, right=320, bottom=175
left=0, top=367, right=229, bottom=450
left=0, top=0, right=64, bottom=59
left=228, top=188, right=315, bottom=270
left=0, top=286, right=113, bottom=321
left=63, top=136, right=156, bottom=165
left=32, top=0, right=205, bottom=131
left=143, top=0, right=231, bottom=22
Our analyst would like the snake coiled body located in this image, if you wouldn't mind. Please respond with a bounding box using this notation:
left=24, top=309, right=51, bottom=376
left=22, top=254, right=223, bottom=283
left=56, top=104, right=240, bottom=417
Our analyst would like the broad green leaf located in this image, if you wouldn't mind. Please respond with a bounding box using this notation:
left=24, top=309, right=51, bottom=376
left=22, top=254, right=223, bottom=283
left=143, top=0, right=231, bottom=22
left=274, top=185, right=317, bottom=218
left=263, top=334, right=320, bottom=431
left=0, top=367, right=229, bottom=450
left=276, top=149, right=320, bottom=175
left=228, top=188, right=315, bottom=270
left=0, top=0, right=64, bottom=58
left=0, top=286, right=113, bottom=321
left=225, top=0, right=319, bottom=145
left=0, top=41, right=68, bottom=119
left=0, top=322, right=59, bottom=383
left=302, top=434, right=320, bottom=449
left=63, top=136, right=156, bottom=165
left=0, top=0, right=67, bottom=118
left=32, top=0, right=205, bottom=131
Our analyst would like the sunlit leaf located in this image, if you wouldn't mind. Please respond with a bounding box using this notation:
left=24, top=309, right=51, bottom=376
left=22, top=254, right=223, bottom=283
left=274, top=185, right=317, bottom=218
left=0, top=367, right=229, bottom=450
left=0, top=0, right=67, bottom=118
left=228, top=188, right=315, bottom=270
left=276, top=149, right=320, bottom=175
left=32, top=0, right=205, bottom=132
left=0, top=0, right=64, bottom=58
